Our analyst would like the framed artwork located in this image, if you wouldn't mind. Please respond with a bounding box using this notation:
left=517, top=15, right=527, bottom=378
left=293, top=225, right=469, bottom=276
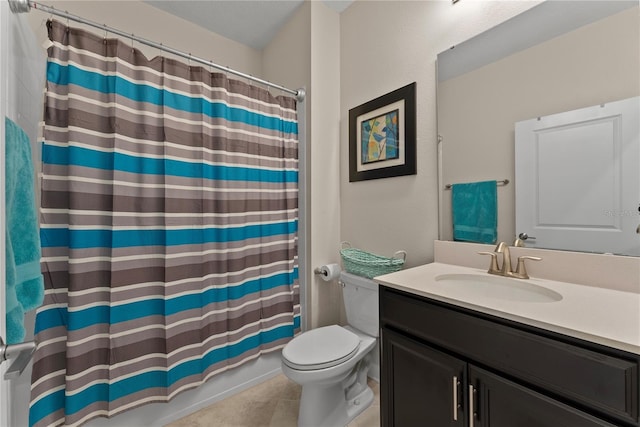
left=348, top=82, right=416, bottom=182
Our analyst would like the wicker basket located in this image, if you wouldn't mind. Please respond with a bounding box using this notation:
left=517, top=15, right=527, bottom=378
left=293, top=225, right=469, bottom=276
left=339, top=242, right=407, bottom=279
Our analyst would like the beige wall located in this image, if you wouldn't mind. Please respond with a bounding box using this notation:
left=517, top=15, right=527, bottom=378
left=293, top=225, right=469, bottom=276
left=263, top=1, right=343, bottom=329
left=439, top=6, right=640, bottom=244
left=308, top=1, right=343, bottom=328
left=26, top=1, right=263, bottom=76
left=339, top=0, right=538, bottom=268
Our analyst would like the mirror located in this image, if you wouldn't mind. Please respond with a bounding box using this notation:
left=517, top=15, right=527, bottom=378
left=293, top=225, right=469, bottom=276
left=437, top=0, right=639, bottom=256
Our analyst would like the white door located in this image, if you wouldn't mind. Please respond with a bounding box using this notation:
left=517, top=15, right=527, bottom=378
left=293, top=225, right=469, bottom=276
left=515, top=97, right=640, bottom=256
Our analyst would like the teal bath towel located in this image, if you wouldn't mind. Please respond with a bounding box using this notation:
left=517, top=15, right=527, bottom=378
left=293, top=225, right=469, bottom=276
left=452, top=180, right=497, bottom=244
left=5, top=117, right=44, bottom=344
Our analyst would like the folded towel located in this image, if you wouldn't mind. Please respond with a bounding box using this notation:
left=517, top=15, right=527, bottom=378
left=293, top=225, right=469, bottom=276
left=5, top=117, right=44, bottom=344
left=452, top=180, right=497, bottom=244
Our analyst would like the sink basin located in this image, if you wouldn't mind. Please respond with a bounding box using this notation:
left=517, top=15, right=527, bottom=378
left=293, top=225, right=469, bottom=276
left=434, top=274, right=563, bottom=303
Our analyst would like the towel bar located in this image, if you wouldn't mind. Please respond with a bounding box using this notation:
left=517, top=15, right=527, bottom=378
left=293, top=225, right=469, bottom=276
left=444, top=179, right=509, bottom=190
left=0, top=336, right=36, bottom=379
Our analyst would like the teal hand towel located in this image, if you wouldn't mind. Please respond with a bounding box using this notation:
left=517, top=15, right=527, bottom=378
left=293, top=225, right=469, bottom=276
left=5, top=117, right=44, bottom=344
left=452, top=180, right=497, bottom=244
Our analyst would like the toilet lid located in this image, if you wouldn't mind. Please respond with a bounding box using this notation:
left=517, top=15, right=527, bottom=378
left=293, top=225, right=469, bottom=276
left=282, top=325, right=360, bottom=371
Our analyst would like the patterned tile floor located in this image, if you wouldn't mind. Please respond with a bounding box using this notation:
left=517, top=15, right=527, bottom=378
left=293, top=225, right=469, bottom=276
left=166, top=374, right=380, bottom=427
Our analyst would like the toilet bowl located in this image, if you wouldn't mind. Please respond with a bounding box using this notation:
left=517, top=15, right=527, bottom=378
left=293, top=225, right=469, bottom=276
left=281, top=272, right=379, bottom=427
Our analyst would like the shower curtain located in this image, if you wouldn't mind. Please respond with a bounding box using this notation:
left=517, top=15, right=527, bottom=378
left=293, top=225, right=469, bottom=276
left=30, top=20, right=300, bottom=427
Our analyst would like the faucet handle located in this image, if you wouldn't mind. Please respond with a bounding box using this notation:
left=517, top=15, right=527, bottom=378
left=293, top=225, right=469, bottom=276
left=478, top=251, right=500, bottom=275
left=513, top=255, right=542, bottom=279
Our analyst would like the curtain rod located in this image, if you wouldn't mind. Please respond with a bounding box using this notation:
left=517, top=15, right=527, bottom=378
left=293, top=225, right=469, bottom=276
left=8, top=0, right=306, bottom=101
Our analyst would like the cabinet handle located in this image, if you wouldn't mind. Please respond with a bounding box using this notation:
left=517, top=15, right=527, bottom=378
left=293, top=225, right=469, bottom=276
left=468, top=384, right=475, bottom=427
left=452, top=376, right=460, bottom=421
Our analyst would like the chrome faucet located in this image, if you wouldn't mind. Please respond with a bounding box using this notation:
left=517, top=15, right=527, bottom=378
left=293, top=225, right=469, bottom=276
left=479, top=242, right=541, bottom=279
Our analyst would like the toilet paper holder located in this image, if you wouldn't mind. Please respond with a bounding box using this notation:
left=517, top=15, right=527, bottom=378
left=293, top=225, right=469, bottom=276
left=313, top=263, right=341, bottom=281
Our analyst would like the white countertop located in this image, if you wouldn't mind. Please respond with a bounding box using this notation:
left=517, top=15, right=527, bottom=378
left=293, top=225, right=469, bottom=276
left=376, top=262, right=640, bottom=355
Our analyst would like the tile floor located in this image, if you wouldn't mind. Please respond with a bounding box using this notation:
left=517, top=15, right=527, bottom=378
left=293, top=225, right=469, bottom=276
left=166, top=374, right=380, bottom=427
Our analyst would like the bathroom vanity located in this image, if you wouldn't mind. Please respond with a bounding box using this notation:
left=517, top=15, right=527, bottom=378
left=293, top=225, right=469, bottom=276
left=376, top=262, right=640, bottom=427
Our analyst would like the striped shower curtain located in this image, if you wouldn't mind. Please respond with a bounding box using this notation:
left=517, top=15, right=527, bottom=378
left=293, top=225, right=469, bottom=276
left=30, top=20, right=300, bottom=427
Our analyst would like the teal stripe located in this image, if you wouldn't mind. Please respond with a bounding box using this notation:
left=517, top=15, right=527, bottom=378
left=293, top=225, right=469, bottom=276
left=34, top=268, right=298, bottom=333
left=29, top=324, right=293, bottom=425
left=29, top=389, right=65, bottom=427
left=47, top=62, right=298, bottom=134
left=67, top=271, right=298, bottom=331
left=34, top=306, right=68, bottom=334
left=41, top=145, right=298, bottom=183
left=40, top=220, right=298, bottom=249
left=293, top=315, right=301, bottom=330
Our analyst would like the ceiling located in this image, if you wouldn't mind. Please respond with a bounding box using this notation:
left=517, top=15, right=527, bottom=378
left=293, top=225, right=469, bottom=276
left=145, top=1, right=353, bottom=50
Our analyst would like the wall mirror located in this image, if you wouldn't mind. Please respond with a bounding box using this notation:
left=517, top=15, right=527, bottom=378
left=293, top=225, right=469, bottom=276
left=437, top=0, right=639, bottom=256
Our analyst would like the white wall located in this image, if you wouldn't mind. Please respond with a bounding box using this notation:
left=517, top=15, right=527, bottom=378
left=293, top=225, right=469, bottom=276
left=340, top=0, right=540, bottom=268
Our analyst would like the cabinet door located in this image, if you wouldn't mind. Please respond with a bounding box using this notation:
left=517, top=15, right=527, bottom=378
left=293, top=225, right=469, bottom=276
left=381, top=327, right=466, bottom=427
left=469, top=365, right=618, bottom=427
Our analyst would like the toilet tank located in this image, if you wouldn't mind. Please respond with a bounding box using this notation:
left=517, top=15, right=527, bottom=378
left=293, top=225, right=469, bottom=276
left=340, top=272, right=379, bottom=337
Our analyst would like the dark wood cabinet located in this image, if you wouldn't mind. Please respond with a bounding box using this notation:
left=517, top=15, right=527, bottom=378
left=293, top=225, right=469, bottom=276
left=380, top=285, right=640, bottom=427
left=470, top=366, right=617, bottom=427
left=381, top=327, right=466, bottom=426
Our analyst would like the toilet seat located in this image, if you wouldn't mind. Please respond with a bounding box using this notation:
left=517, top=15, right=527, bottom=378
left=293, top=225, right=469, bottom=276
left=282, top=325, right=360, bottom=371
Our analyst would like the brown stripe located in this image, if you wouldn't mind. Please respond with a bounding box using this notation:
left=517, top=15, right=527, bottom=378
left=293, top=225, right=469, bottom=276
left=60, top=277, right=295, bottom=319
left=41, top=239, right=297, bottom=273
left=42, top=208, right=297, bottom=228
left=43, top=248, right=296, bottom=290
left=63, top=302, right=294, bottom=376
left=41, top=190, right=297, bottom=213
left=48, top=20, right=296, bottom=112
left=44, top=106, right=298, bottom=159
left=40, top=164, right=298, bottom=193
left=44, top=90, right=298, bottom=141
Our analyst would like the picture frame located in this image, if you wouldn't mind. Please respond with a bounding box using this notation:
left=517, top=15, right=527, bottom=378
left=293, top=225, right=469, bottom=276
left=348, top=82, right=416, bottom=182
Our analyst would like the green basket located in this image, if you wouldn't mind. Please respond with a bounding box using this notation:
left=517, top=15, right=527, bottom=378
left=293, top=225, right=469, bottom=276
left=339, top=242, right=407, bottom=279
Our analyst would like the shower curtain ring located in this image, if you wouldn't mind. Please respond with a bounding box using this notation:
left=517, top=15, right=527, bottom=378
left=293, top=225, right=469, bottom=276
left=131, top=33, right=135, bottom=53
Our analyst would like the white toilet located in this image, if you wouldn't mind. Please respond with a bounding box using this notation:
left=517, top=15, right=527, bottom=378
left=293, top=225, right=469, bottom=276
left=281, top=272, right=379, bottom=427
